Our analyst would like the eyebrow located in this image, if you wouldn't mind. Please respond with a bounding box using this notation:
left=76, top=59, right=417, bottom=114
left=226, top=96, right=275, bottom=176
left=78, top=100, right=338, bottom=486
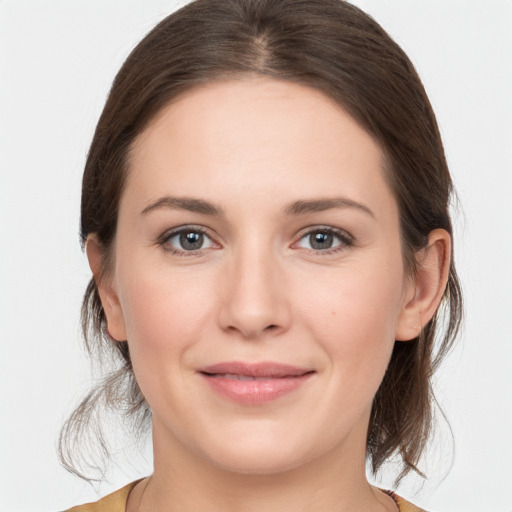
left=141, top=196, right=224, bottom=216
left=141, top=195, right=374, bottom=218
left=283, top=197, right=375, bottom=218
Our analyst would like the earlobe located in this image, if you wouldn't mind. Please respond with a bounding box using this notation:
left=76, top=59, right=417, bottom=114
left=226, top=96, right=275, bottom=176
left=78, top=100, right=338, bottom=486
left=395, top=229, right=451, bottom=341
left=86, top=235, right=127, bottom=342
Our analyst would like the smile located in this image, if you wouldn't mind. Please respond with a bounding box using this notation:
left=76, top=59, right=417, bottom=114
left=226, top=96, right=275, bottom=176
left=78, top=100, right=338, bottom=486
left=197, top=362, right=315, bottom=405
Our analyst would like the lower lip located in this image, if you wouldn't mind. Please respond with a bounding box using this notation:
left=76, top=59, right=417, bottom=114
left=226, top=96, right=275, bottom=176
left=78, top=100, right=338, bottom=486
left=200, top=373, right=314, bottom=405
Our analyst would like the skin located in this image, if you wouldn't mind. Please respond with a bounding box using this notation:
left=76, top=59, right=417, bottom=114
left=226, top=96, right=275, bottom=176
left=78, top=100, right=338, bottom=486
left=88, top=77, right=450, bottom=511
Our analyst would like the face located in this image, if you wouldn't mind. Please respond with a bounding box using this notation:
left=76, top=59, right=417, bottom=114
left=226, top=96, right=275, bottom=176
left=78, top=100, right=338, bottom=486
left=99, top=77, right=417, bottom=475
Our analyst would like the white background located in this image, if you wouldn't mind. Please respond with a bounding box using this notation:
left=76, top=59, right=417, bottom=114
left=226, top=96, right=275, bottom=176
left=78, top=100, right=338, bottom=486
left=1, top=1, right=511, bottom=511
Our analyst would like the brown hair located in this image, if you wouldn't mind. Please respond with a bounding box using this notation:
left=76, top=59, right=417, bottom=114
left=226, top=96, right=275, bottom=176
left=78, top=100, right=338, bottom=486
left=60, top=0, right=462, bottom=484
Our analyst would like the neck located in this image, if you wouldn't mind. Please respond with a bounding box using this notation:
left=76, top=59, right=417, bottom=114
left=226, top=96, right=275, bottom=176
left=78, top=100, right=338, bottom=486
left=132, top=416, right=394, bottom=512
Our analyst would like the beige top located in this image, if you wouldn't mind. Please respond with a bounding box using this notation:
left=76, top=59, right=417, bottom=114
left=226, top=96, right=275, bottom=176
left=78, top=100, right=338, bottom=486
left=65, top=481, right=427, bottom=511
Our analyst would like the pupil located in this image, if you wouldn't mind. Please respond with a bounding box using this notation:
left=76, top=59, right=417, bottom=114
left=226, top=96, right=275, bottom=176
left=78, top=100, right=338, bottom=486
left=311, top=232, right=333, bottom=250
left=180, top=231, right=203, bottom=250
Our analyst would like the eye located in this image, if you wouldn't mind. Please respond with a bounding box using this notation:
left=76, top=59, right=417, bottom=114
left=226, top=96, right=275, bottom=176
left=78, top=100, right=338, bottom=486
left=295, top=227, right=353, bottom=253
left=160, top=226, right=217, bottom=254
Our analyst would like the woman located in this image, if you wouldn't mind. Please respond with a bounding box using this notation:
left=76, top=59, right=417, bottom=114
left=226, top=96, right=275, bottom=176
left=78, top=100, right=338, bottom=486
left=61, top=0, right=462, bottom=510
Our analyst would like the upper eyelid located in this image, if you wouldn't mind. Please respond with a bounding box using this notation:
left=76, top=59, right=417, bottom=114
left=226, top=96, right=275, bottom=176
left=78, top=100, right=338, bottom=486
left=294, top=225, right=354, bottom=242
left=159, top=224, right=216, bottom=241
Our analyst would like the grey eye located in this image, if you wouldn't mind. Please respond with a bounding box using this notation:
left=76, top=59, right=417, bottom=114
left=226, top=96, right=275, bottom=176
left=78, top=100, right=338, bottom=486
left=166, top=229, right=215, bottom=251
left=309, top=232, right=334, bottom=250
left=296, top=229, right=348, bottom=251
left=180, top=231, right=204, bottom=250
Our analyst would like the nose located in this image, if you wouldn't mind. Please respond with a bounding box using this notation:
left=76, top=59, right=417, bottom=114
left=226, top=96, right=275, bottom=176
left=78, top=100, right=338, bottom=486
left=217, top=244, right=292, bottom=340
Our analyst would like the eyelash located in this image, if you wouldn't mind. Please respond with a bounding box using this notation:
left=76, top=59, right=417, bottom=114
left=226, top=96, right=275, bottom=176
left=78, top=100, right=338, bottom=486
left=157, top=225, right=215, bottom=256
left=295, top=226, right=354, bottom=255
left=157, top=225, right=354, bottom=257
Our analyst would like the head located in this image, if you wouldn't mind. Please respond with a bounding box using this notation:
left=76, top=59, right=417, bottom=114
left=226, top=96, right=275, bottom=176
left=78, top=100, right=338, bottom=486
left=61, top=0, right=462, bottom=483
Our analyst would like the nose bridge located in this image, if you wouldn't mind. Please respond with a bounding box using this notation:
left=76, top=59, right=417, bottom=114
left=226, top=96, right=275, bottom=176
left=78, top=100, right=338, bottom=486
left=218, top=230, right=290, bottom=339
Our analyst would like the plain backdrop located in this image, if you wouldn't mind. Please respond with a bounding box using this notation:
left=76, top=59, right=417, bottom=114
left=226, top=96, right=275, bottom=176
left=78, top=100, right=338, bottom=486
left=1, top=1, right=511, bottom=511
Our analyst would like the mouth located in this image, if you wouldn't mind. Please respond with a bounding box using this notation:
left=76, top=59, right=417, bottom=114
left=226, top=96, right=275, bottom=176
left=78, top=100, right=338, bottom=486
left=206, top=373, right=292, bottom=381
left=197, top=361, right=315, bottom=405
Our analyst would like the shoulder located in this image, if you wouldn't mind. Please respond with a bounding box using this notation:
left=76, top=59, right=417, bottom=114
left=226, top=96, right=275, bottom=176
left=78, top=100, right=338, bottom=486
left=64, top=482, right=428, bottom=512
left=64, top=481, right=140, bottom=512
left=394, top=493, right=429, bottom=512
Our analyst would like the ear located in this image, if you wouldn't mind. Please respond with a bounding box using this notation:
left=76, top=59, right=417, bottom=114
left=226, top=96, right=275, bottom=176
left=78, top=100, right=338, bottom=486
left=395, top=229, right=451, bottom=341
left=86, top=235, right=127, bottom=342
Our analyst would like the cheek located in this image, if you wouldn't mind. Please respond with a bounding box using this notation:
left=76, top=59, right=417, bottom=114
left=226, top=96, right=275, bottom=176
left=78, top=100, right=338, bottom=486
left=120, top=264, right=213, bottom=336
left=116, top=266, right=216, bottom=385
left=115, top=265, right=223, bottom=424
left=294, top=257, right=404, bottom=378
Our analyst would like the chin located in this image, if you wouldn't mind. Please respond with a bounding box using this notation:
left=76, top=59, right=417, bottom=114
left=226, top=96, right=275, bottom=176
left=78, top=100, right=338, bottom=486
left=208, top=447, right=309, bottom=476
left=195, top=425, right=332, bottom=476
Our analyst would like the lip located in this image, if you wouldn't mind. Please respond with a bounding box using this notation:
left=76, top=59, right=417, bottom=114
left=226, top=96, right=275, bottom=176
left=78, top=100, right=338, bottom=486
left=197, top=361, right=315, bottom=405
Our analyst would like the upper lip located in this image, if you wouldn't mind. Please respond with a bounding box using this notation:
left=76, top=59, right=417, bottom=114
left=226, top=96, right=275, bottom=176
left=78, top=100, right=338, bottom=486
left=198, top=361, right=314, bottom=378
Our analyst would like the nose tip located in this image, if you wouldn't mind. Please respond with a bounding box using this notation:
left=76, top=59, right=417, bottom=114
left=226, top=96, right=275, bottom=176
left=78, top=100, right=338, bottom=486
left=217, top=257, right=291, bottom=340
left=225, top=318, right=282, bottom=340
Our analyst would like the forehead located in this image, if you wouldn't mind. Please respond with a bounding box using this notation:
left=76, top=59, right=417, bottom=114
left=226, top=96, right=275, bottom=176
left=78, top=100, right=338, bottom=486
left=125, top=77, right=395, bottom=220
